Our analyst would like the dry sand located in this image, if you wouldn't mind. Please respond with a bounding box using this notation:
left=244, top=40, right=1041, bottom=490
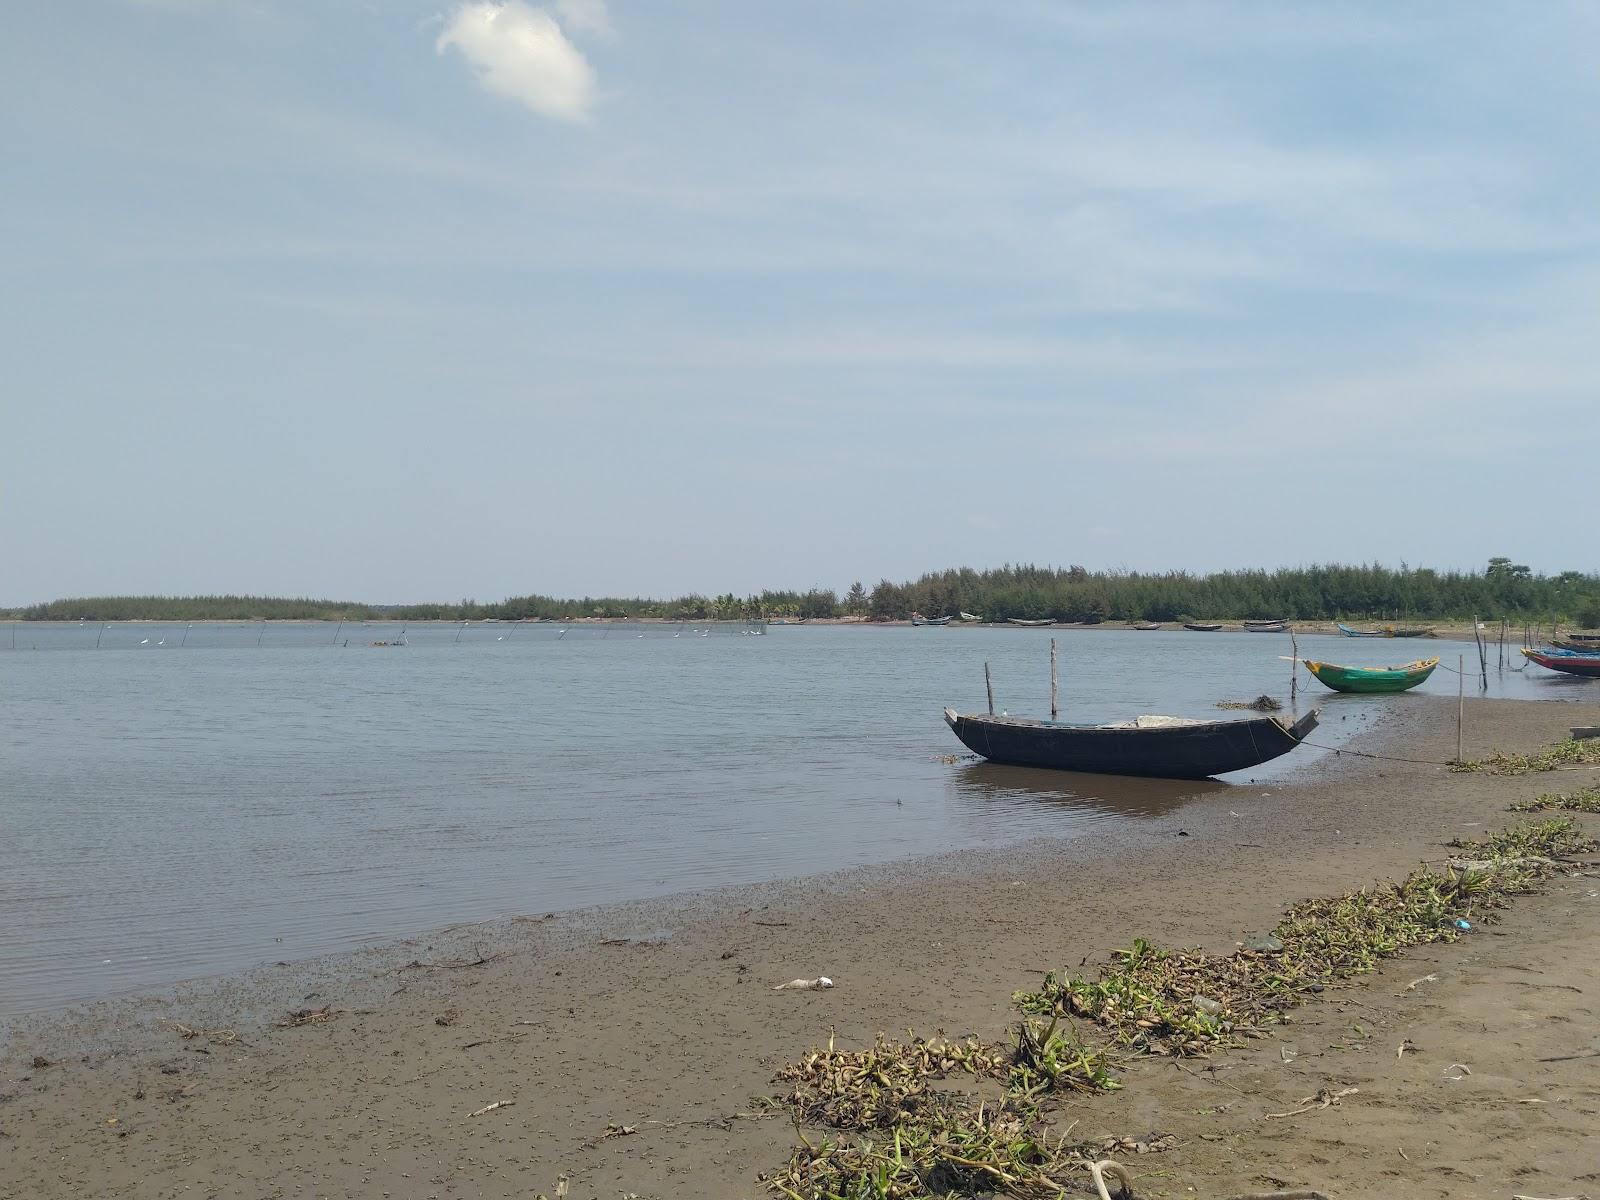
left=3, top=696, right=1599, bottom=1199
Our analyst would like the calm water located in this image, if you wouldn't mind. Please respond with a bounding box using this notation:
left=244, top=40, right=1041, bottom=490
left=1, top=621, right=1586, bottom=1014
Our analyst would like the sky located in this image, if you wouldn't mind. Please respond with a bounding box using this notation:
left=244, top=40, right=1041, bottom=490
left=2, top=1, right=1597, bottom=605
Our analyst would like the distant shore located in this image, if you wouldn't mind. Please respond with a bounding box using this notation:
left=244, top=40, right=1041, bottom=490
left=4, top=696, right=1597, bottom=1198
left=4, top=614, right=1560, bottom=645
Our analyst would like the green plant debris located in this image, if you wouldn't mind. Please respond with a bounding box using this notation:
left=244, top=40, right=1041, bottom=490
left=765, top=1100, right=1101, bottom=1200
left=1014, top=818, right=1595, bottom=1059
left=1510, top=786, right=1600, bottom=813
left=1451, top=738, right=1600, bottom=775
left=1449, top=814, right=1595, bottom=861
left=774, top=1034, right=1013, bottom=1130
left=766, top=816, right=1595, bottom=1197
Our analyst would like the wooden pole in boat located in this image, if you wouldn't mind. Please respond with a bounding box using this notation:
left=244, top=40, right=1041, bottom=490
left=1290, top=626, right=1299, bottom=705
left=1457, top=654, right=1465, bottom=763
left=984, top=661, right=995, bottom=715
left=1049, top=638, right=1058, bottom=720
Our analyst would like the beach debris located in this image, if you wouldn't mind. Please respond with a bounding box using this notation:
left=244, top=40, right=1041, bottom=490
left=1013, top=817, right=1597, bottom=1060
left=434, top=1009, right=459, bottom=1027
left=29, top=1055, right=51, bottom=1070
left=1216, top=695, right=1282, bottom=712
left=1226, top=1192, right=1331, bottom=1200
left=1451, top=736, right=1600, bottom=775
left=1536, top=1049, right=1600, bottom=1063
left=275, top=1005, right=341, bottom=1029
left=401, top=946, right=506, bottom=970
left=764, top=811, right=1596, bottom=1197
left=1403, top=973, right=1438, bottom=991
left=1397, top=1038, right=1417, bottom=1059
left=1089, top=1158, right=1134, bottom=1200
left=773, top=976, right=833, bottom=991
left=1265, top=1085, right=1358, bottom=1119
left=1240, top=933, right=1285, bottom=953
left=167, top=1023, right=241, bottom=1046
left=1099, top=1133, right=1175, bottom=1155
left=467, top=1100, right=514, bottom=1118
left=1510, top=786, right=1600, bottom=813
left=1444, top=1062, right=1471, bottom=1080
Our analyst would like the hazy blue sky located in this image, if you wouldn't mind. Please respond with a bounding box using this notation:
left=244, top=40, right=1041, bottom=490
left=4, top=1, right=1596, bottom=605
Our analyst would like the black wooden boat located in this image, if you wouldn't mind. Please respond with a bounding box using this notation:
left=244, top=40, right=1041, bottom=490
left=911, top=614, right=952, bottom=626
left=1183, top=622, right=1223, bottom=632
left=942, top=707, right=1319, bottom=779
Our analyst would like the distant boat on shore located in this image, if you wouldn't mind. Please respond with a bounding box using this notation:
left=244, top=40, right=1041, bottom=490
left=911, top=614, right=952, bottom=626
left=1244, top=621, right=1289, bottom=633
left=1183, top=622, right=1222, bottom=632
left=1338, top=623, right=1434, bottom=639
left=1133, top=622, right=1162, bottom=631
left=1302, top=656, right=1439, bottom=694
left=958, top=611, right=982, bottom=622
left=1523, top=647, right=1600, bottom=678
left=1005, top=618, right=1054, bottom=627
left=942, top=707, right=1320, bottom=779
left=1337, top=623, right=1384, bottom=638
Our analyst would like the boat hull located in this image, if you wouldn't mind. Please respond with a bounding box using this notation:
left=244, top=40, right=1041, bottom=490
left=942, top=708, right=1319, bottom=779
left=1523, top=648, right=1600, bottom=678
left=1183, top=623, right=1222, bottom=632
left=1303, top=657, right=1439, bottom=694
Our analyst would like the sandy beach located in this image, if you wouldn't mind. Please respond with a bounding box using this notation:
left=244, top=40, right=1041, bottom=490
left=3, top=695, right=1599, bottom=1200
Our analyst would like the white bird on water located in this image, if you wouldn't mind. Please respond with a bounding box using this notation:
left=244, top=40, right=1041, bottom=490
left=140, top=638, right=149, bottom=644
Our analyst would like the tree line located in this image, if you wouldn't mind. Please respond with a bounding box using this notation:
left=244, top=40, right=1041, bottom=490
left=7, top=560, right=1599, bottom=627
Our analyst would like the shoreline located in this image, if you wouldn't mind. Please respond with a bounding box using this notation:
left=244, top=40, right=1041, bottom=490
left=4, top=696, right=1598, bottom=1197
left=5, top=616, right=1564, bottom=644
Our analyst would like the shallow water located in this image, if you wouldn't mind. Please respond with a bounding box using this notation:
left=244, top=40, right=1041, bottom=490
left=0, top=621, right=1585, bottom=1014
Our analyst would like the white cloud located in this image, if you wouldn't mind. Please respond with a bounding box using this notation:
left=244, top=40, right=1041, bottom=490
left=555, top=0, right=610, bottom=37
left=437, top=1, right=596, bottom=123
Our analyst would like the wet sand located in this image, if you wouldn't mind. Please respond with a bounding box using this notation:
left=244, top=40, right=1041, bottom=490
left=3, top=696, right=1598, bottom=1199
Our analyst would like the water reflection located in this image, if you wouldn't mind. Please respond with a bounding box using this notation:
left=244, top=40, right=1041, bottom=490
left=948, top=761, right=1227, bottom=823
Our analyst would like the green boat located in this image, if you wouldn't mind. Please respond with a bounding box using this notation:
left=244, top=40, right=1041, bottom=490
left=1302, top=656, right=1439, bottom=694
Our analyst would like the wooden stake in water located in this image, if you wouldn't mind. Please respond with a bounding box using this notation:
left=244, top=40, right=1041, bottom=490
left=181, top=622, right=192, bottom=648
left=1472, top=615, right=1488, bottom=690
left=257, top=621, right=266, bottom=648
left=1049, top=638, right=1058, bottom=720
left=454, top=620, right=467, bottom=644
left=97, top=623, right=107, bottom=649
left=332, top=619, right=343, bottom=646
left=1289, top=627, right=1299, bottom=705
left=984, top=661, right=995, bottom=715
left=1457, top=654, right=1465, bottom=763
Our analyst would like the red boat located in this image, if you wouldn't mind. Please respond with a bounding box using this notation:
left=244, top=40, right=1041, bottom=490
left=1522, top=648, right=1600, bottom=678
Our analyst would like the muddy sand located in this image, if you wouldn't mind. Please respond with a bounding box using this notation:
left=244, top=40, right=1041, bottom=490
left=3, top=696, right=1599, bottom=1199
